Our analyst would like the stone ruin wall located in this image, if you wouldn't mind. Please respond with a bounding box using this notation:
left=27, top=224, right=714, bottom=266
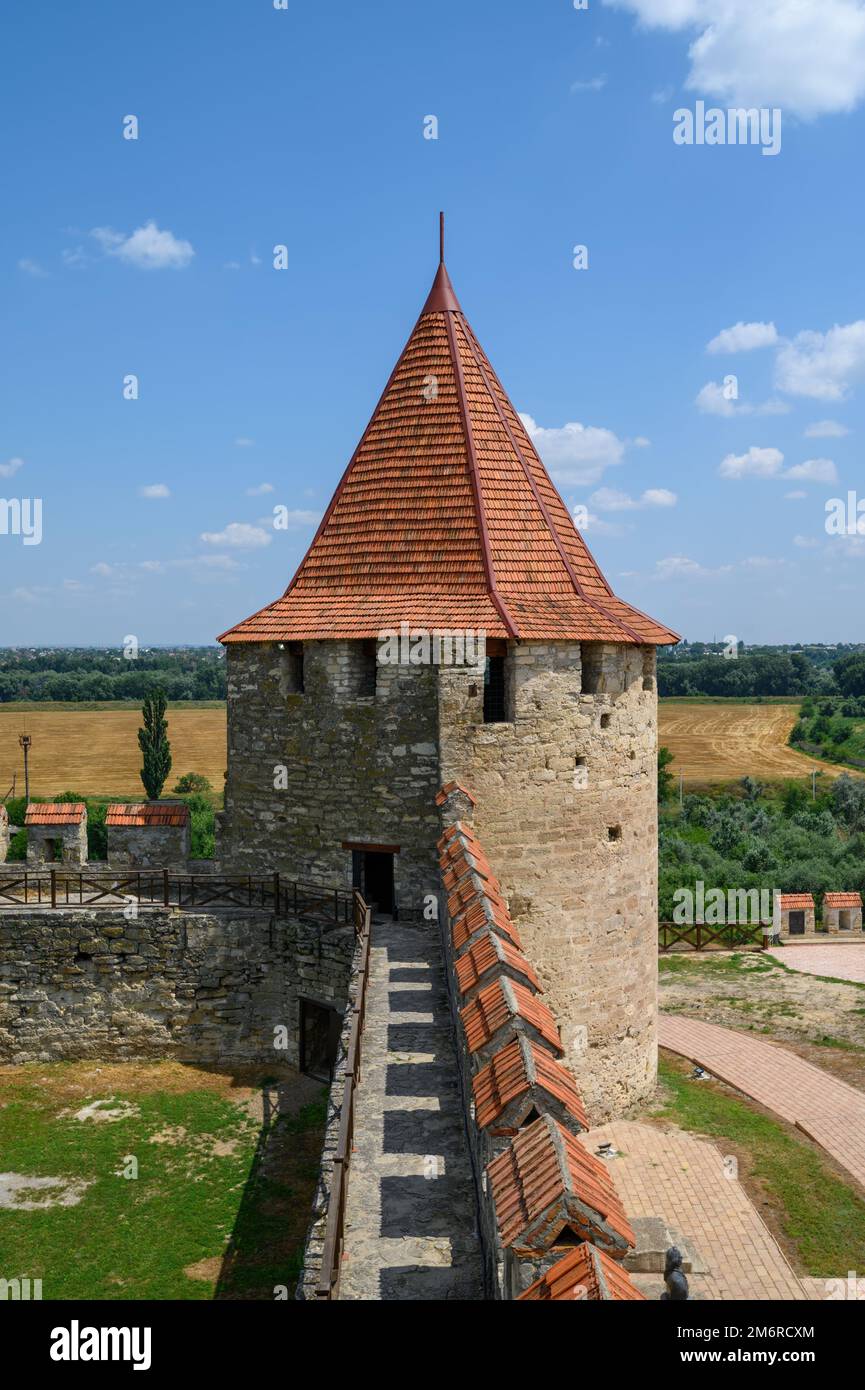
left=219, top=641, right=443, bottom=908
left=0, top=907, right=353, bottom=1068
left=439, top=640, right=659, bottom=1122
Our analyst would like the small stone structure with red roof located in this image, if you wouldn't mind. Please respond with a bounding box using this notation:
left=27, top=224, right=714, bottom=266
left=823, top=892, right=863, bottom=934
left=106, top=802, right=191, bottom=869
left=24, top=803, right=87, bottom=866
left=774, top=892, right=816, bottom=938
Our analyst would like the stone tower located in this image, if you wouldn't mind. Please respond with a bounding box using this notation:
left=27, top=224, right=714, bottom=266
left=218, top=238, right=678, bottom=1120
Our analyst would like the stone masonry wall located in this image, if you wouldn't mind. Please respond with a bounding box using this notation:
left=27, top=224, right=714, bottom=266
left=438, top=641, right=659, bottom=1121
left=108, top=823, right=190, bottom=869
left=0, top=908, right=353, bottom=1067
left=219, top=642, right=442, bottom=910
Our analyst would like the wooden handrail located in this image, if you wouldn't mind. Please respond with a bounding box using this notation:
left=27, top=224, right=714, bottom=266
left=315, top=901, right=372, bottom=1300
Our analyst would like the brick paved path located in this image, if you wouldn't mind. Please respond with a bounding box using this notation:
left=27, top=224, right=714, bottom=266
left=769, top=944, right=865, bottom=985
left=339, top=921, right=484, bottom=1300
left=582, top=1121, right=808, bottom=1300
left=659, top=1014, right=865, bottom=1191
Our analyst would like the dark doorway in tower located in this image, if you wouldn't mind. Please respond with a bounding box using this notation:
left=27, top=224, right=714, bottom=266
left=789, top=911, right=806, bottom=936
left=350, top=847, right=396, bottom=916
left=299, top=998, right=342, bottom=1081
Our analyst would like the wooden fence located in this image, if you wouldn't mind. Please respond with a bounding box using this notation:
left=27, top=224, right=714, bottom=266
left=658, top=920, right=766, bottom=952
left=316, top=898, right=373, bottom=1299
left=0, top=869, right=362, bottom=930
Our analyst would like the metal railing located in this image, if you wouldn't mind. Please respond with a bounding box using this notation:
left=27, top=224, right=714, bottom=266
left=0, top=869, right=362, bottom=929
left=316, top=896, right=373, bottom=1299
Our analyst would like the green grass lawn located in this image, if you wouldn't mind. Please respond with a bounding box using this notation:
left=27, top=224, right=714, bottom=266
left=0, top=1062, right=325, bottom=1300
left=655, top=1056, right=865, bottom=1275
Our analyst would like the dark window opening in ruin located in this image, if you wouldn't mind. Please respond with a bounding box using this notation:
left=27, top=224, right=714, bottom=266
left=552, top=1225, right=585, bottom=1249
left=299, top=998, right=343, bottom=1082
left=484, top=656, right=507, bottom=723
left=600, top=712, right=612, bottom=729
left=608, top=825, right=622, bottom=843
left=352, top=848, right=395, bottom=916
left=642, top=645, right=654, bottom=692
left=840, top=909, right=853, bottom=931
left=287, top=641, right=304, bottom=693
left=358, top=639, right=377, bottom=697
left=520, top=1106, right=542, bottom=1129
left=788, top=910, right=805, bottom=935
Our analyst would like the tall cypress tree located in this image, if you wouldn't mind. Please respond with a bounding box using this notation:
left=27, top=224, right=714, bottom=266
left=138, top=689, right=172, bottom=800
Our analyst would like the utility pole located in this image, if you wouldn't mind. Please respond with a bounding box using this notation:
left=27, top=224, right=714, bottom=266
left=18, top=733, right=31, bottom=805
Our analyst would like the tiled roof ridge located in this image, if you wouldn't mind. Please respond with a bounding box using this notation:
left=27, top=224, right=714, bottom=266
left=444, top=308, right=519, bottom=640
left=457, top=315, right=645, bottom=646
left=518, top=1034, right=537, bottom=1088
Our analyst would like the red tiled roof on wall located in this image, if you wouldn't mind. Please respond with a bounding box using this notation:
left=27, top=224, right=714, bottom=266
left=518, top=1243, right=646, bottom=1302
left=220, top=252, right=678, bottom=646
left=824, top=892, right=862, bottom=908
left=777, top=893, right=814, bottom=909
left=24, top=803, right=86, bottom=826
left=106, top=803, right=190, bottom=828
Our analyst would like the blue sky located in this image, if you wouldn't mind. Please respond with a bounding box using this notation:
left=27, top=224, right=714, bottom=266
left=3, top=0, right=865, bottom=646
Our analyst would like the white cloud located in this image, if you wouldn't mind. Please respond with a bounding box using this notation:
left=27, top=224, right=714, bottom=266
left=0, top=457, right=24, bottom=479
left=604, top=0, right=865, bottom=119
left=805, top=419, right=850, bottom=437
left=696, top=381, right=789, bottom=417
left=719, top=446, right=784, bottom=479
left=784, top=457, right=838, bottom=483
left=794, top=535, right=820, bottom=549
left=718, top=446, right=837, bottom=484
left=90, top=562, right=114, bottom=577
left=18, top=258, right=48, bottom=278
left=707, top=321, right=778, bottom=354
left=633, top=436, right=651, bottom=448
left=234, top=437, right=255, bottom=448
left=571, top=75, right=608, bottom=92
left=246, top=482, right=274, bottom=496
left=590, top=486, right=677, bottom=510
left=520, top=413, right=627, bottom=486
left=200, top=522, right=271, bottom=549
left=91, top=221, right=195, bottom=271
left=138, top=483, right=171, bottom=499
left=653, top=555, right=733, bottom=581
left=775, top=321, right=865, bottom=400
left=785, top=490, right=807, bottom=500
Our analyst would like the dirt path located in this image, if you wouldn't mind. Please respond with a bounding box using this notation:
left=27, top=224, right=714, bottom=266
left=658, top=701, right=862, bottom=784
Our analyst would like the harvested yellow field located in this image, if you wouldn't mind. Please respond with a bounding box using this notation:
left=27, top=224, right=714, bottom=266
left=658, top=701, right=861, bottom=785
left=0, top=706, right=227, bottom=798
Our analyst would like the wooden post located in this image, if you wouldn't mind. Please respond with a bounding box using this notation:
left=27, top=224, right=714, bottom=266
left=163, top=867, right=170, bottom=907
left=50, top=868, right=56, bottom=909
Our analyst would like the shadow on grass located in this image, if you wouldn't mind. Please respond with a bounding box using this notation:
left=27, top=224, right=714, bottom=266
left=214, top=1080, right=327, bottom=1301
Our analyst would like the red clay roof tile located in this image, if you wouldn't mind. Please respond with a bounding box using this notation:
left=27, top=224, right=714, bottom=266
left=824, top=892, right=862, bottom=908
left=106, top=803, right=190, bottom=828
left=461, top=977, right=562, bottom=1058
left=24, top=802, right=86, bottom=826
left=455, top=930, right=542, bottom=999
left=487, top=1114, right=635, bottom=1258
left=219, top=258, right=678, bottom=647
left=518, top=1243, right=646, bottom=1301
left=473, top=1036, right=588, bottom=1133
left=777, top=893, right=815, bottom=909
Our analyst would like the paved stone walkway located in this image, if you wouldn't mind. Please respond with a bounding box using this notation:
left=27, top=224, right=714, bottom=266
left=769, top=944, right=865, bottom=985
left=659, top=1014, right=865, bottom=1191
left=582, top=1120, right=808, bottom=1300
left=339, top=921, right=484, bottom=1300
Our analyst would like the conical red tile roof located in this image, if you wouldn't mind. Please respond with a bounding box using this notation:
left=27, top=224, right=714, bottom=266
left=220, top=248, right=678, bottom=645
